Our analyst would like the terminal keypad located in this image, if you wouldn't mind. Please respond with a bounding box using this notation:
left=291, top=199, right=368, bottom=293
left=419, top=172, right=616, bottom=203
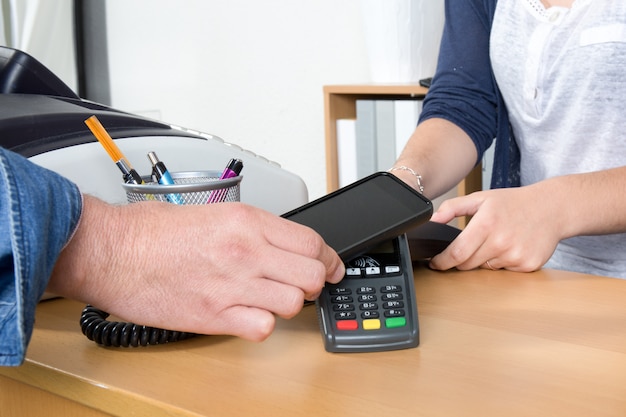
left=329, top=262, right=407, bottom=332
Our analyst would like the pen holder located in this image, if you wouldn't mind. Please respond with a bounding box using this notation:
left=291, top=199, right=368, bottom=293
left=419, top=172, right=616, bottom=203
left=121, top=170, right=242, bottom=204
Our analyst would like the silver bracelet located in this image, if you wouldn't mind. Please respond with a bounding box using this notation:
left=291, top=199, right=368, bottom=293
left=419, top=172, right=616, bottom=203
left=388, top=166, right=424, bottom=194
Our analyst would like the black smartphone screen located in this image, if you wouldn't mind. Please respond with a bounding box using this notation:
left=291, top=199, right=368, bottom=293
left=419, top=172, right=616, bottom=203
left=282, top=172, right=432, bottom=260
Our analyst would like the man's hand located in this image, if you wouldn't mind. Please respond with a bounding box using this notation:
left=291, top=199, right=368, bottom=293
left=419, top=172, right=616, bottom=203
left=49, top=196, right=344, bottom=342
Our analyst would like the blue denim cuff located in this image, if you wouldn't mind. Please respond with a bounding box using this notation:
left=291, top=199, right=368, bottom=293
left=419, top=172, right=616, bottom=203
left=0, top=147, right=83, bottom=366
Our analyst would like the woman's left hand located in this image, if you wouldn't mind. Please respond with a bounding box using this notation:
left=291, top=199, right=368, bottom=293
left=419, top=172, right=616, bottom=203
left=428, top=186, right=561, bottom=272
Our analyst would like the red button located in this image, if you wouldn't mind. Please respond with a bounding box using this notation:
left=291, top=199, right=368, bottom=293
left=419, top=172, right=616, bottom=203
left=336, top=320, right=358, bottom=331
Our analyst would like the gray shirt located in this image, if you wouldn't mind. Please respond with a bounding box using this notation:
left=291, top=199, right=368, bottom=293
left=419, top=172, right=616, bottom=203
left=490, top=0, right=626, bottom=278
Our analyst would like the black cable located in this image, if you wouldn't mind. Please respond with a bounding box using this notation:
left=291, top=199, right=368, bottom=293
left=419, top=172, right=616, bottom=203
left=80, top=305, right=196, bottom=347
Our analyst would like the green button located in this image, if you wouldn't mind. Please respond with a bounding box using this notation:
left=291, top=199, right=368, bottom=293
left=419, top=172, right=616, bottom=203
left=385, top=317, right=406, bottom=328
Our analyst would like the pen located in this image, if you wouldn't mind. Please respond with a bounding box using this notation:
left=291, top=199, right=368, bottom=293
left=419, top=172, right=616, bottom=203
left=147, top=151, right=184, bottom=204
left=207, top=158, right=243, bottom=203
left=115, top=159, right=144, bottom=185
left=85, top=115, right=144, bottom=185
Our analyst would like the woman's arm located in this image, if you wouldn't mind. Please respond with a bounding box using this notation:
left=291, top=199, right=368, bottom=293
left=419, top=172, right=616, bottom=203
left=393, top=0, right=500, bottom=197
left=392, top=118, right=477, bottom=199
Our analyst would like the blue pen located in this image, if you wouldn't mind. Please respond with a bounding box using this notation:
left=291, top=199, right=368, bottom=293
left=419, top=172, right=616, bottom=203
left=147, top=151, right=184, bottom=204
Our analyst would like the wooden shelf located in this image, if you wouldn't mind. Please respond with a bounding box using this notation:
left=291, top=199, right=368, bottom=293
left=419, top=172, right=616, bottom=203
left=324, top=84, right=427, bottom=192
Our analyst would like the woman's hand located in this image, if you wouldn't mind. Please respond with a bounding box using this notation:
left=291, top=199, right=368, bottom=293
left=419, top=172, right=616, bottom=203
left=428, top=185, right=562, bottom=272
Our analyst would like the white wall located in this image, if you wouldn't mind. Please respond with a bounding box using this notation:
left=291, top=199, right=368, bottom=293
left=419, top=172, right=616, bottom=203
left=2, top=0, right=444, bottom=201
left=105, top=0, right=371, bottom=200
left=0, top=0, right=77, bottom=91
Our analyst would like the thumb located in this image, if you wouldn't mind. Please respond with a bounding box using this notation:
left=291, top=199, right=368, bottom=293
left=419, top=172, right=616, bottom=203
left=215, top=306, right=277, bottom=342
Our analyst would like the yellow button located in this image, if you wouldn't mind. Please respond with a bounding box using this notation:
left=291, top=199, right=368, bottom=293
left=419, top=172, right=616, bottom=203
left=362, top=319, right=381, bottom=330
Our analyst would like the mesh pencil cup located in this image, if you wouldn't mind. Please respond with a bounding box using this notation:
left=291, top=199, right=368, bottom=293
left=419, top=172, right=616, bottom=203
left=121, top=170, right=242, bottom=205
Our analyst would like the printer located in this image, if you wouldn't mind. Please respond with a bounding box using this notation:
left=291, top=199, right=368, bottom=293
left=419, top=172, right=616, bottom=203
left=0, top=46, right=308, bottom=214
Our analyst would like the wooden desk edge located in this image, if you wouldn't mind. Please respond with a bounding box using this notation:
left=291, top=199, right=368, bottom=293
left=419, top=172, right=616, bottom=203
left=0, top=346, right=194, bottom=417
left=323, top=84, right=429, bottom=96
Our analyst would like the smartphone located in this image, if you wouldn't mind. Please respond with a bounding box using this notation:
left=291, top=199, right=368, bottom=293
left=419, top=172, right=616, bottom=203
left=281, top=171, right=433, bottom=261
left=282, top=171, right=431, bottom=352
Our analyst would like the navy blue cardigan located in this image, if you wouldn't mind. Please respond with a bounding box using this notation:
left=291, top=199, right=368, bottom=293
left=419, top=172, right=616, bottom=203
left=419, top=0, right=520, bottom=189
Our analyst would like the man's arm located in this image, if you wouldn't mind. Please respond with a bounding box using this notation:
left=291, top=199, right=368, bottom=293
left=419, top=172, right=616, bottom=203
left=49, top=196, right=344, bottom=342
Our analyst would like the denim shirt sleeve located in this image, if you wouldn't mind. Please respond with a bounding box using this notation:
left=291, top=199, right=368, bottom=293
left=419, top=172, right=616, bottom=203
left=0, top=147, right=83, bottom=366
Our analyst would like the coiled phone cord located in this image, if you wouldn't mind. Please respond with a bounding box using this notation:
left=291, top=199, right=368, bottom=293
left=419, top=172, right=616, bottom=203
left=80, top=305, right=197, bottom=347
